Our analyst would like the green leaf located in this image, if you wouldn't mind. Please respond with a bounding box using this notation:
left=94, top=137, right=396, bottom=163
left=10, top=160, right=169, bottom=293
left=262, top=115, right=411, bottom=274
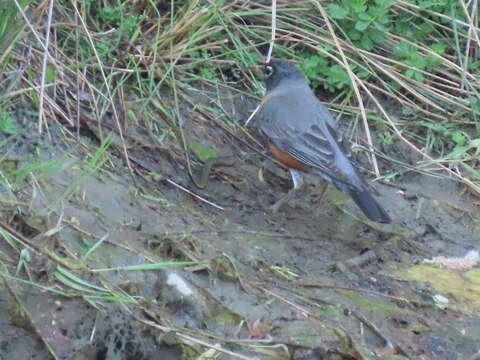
left=394, top=42, right=415, bottom=58
left=0, top=112, right=17, bottom=134
left=369, top=29, right=385, bottom=43
left=301, top=55, right=328, bottom=82
left=327, top=64, right=351, bottom=89
left=408, top=56, right=426, bottom=69
left=321, top=44, right=334, bottom=52
left=46, top=64, right=56, bottom=83
left=199, top=67, right=215, bottom=79
left=245, top=52, right=260, bottom=67
left=190, top=142, right=219, bottom=162
left=425, top=54, right=443, bottom=69
left=419, top=1, right=435, bottom=8
left=413, top=71, right=424, bottom=82
left=446, top=145, right=469, bottom=159
left=92, top=261, right=202, bottom=272
left=303, top=55, right=323, bottom=69
left=468, top=61, right=480, bottom=73
left=328, top=4, right=348, bottom=19
left=377, top=14, right=390, bottom=24
left=431, top=42, right=447, bottom=54
left=349, top=2, right=367, bottom=13
left=418, top=23, right=435, bottom=36
left=451, top=131, right=466, bottom=145
left=347, top=29, right=362, bottom=40
left=469, top=96, right=480, bottom=111
left=355, top=20, right=370, bottom=31
left=360, top=33, right=374, bottom=49
left=357, top=12, right=372, bottom=21
left=405, top=69, right=415, bottom=78
left=372, top=21, right=387, bottom=32
left=357, top=69, right=370, bottom=78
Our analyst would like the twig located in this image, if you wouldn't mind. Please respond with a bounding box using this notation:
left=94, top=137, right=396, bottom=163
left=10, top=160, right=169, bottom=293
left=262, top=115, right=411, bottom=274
left=138, top=318, right=253, bottom=360
left=4, top=82, right=61, bottom=98
left=245, top=0, right=276, bottom=127
left=0, top=220, right=76, bottom=270
left=165, top=178, right=225, bottom=211
left=298, top=281, right=413, bottom=307
left=259, top=286, right=313, bottom=317
left=13, top=0, right=52, bottom=54
left=312, top=0, right=380, bottom=177
left=266, top=0, right=277, bottom=63
left=244, top=103, right=261, bottom=127
left=356, top=69, right=480, bottom=195
left=37, top=0, right=55, bottom=133
left=155, top=229, right=318, bottom=242
left=352, top=310, right=411, bottom=359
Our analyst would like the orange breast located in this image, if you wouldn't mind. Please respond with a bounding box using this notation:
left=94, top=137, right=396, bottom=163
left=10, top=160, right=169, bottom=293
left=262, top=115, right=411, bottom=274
left=268, top=141, right=306, bottom=171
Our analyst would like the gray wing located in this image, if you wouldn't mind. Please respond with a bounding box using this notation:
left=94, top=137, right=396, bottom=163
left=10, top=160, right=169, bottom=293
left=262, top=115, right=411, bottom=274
left=258, top=93, right=356, bottom=186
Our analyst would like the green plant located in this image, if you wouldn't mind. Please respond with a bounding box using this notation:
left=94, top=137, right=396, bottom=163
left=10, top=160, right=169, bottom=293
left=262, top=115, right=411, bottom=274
left=421, top=119, right=470, bottom=155
left=0, top=0, right=30, bottom=56
left=378, top=131, right=396, bottom=146
left=0, top=112, right=17, bottom=135
left=416, top=0, right=466, bottom=23
left=328, top=0, right=394, bottom=50
left=393, top=42, right=445, bottom=81
left=301, top=53, right=369, bottom=92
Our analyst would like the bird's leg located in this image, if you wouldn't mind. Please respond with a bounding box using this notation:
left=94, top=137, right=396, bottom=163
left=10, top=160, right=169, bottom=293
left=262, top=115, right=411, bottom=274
left=270, top=169, right=304, bottom=213
left=317, top=181, right=329, bottom=202
left=314, top=181, right=330, bottom=217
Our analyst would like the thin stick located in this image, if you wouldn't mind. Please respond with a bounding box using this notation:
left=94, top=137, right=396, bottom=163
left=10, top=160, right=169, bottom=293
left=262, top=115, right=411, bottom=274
left=71, top=1, right=134, bottom=176
left=4, top=82, right=61, bottom=98
left=458, top=0, right=479, bottom=90
left=244, top=103, right=261, bottom=127
left=38, top=0, right=55, bottom=133
left=245, top=0, right=276, bottom=127
left=13, top=0, right=51, bottom=53
left=139, top=319, right=252, bottom=360
left=259, top=287, right=313, bottom=317
left=352, top=311, right=410, bottom=358
left=266, top=0, right=277, bottom=63
left=313, top=0, right=380, bottom=177
left=357, top=71, right=480, bottom=194
left=165, top=178, right=225, bottom=211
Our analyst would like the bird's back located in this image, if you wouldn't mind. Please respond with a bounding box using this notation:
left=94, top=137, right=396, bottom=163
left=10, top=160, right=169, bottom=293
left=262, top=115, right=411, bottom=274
left=258, top=81, right=360, bottom=188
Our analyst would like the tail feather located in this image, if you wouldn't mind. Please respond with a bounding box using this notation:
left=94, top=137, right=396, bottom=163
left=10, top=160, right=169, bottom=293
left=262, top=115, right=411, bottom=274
left=344, top=186, right=391, bottom=224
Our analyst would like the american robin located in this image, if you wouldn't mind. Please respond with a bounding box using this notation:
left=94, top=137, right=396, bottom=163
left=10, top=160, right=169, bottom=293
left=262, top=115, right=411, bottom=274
left=256, top=60, right=391, bottom=224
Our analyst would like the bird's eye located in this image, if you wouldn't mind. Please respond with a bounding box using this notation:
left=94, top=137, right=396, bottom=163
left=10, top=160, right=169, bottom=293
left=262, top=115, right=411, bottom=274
left=264, top=65, right=274, bottom=77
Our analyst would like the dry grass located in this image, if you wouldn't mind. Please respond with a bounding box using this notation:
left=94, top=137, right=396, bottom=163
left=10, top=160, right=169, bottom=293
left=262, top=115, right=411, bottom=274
left=1, top=0, right=478, bottom=191
left=0, top=0, right=479, bottom=358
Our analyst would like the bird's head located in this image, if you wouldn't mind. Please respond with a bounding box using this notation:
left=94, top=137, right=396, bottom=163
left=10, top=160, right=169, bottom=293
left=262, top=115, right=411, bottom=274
left=262, top=60, right=305, bottom=91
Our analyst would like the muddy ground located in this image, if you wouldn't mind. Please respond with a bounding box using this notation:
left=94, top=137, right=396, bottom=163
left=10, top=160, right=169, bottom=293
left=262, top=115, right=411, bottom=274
left=1, top=91, right=479, bottom=360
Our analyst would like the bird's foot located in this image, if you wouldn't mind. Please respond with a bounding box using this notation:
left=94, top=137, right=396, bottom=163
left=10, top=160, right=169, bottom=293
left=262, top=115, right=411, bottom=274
left=268, top=186, right=304, bottom=214
left=269, top=198, right=286, bottom=214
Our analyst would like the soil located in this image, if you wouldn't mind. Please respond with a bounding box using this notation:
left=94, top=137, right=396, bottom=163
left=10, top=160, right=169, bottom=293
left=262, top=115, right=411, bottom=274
left=1, top=92, right=479, bottom=360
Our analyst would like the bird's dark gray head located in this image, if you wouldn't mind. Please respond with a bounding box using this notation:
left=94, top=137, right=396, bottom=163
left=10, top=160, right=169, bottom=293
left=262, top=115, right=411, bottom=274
left=263, top=60, right=306, bottom=91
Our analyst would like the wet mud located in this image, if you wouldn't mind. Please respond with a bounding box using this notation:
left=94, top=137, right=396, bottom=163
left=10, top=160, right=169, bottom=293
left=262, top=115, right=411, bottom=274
left=1, top=95, right=479, bottom=360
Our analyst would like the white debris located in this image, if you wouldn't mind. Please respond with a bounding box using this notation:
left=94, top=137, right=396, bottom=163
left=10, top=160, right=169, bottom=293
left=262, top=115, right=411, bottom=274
left=424, top=249, right=479, bottom=271
left=432, top=294, right=449, bottom=310
left=166, top=273, right=193, bottom=297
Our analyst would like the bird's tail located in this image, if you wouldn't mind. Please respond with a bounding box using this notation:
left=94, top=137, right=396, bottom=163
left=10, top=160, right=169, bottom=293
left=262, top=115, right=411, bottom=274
left=344, top=185, right=391, bottom=224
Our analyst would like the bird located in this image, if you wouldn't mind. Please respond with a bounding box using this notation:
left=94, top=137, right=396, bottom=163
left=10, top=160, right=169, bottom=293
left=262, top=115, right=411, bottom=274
left=256, top=60, right=391, bottom=224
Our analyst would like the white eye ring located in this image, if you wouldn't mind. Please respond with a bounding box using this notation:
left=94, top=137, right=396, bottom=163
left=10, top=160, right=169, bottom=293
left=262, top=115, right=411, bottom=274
left=265, top=65, right=274, bottom=77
